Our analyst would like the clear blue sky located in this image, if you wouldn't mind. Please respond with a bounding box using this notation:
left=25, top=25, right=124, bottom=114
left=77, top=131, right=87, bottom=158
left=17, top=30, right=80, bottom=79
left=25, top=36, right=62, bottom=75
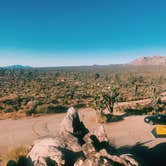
left=0, top=0, right=166, bottom=66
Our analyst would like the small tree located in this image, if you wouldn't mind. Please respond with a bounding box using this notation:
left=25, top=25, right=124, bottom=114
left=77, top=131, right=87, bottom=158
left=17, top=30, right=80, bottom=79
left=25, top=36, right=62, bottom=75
left=95, top=73, right=100, bottom=80
left=93, top=92, right=106, bottom=114
left=92, top=85, right=119, bottom=114
left=151, top=87, right=164, bottom=114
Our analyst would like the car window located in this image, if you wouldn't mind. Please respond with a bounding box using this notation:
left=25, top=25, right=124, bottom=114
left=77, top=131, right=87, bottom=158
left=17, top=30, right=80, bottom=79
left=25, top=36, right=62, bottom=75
left=163, top=116, right=166, bottom=119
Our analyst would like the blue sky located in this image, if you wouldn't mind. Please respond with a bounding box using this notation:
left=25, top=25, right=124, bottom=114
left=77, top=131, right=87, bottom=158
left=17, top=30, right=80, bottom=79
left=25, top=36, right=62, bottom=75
left=0, top=0, right=166, bottom=66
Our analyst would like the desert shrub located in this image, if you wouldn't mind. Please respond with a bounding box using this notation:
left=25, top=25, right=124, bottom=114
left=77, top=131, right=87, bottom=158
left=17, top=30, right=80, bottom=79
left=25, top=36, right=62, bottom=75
left=96, top=113, right=123, bottom=123
left=36, top=104, right=68, bottom=114
left=36, top=104, right=49, bottom=114
left=114, top=106, right=123, bottom=112
left=124, top=106, right=153, bottom=115
left=105, top=114, right=123, bottom=122
left=96, top=112, right=107, bottom=123
left=151, top=97, right=165, bottom=113
left=48, top=105, right=68, bottom=113
left=4, top=108, right=15, bottom=113
left=3, top=99, right=14, bottom=105
left=74, top=103, right=86, bottom=109
left=25, top=109, right=36, bottom=116
left=1, top=146, right=29, bottom=166
left=51, top=99, right=59, bottom=104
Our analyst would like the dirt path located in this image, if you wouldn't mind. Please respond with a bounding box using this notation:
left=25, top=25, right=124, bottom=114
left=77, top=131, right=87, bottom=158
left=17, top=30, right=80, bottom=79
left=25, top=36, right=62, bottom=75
left=0, top=113, right=65, bottom=154
left=0, top=108, right=165, bottom=154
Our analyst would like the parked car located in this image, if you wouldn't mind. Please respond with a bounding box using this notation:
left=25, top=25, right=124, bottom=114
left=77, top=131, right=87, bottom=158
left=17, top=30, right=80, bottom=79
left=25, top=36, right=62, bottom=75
left=144, top=114, right=166, bottom=125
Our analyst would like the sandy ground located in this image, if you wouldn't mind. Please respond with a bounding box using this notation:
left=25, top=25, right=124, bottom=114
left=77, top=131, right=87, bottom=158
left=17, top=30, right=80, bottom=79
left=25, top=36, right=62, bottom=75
left=0, top=108, right=165, bottom=155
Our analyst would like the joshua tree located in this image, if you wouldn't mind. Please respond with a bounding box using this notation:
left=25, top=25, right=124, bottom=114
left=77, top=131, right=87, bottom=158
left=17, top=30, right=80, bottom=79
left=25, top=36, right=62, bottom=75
left=150, top=87, right=164, bottom=114
left=92, top=85, right=119, bottom=114
left=95, top=73, right=100, bottom=80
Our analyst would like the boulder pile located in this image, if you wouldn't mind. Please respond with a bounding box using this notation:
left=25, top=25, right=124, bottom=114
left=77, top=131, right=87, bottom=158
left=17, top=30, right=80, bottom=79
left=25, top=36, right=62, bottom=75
left=27, top=107, right=140, bottom=166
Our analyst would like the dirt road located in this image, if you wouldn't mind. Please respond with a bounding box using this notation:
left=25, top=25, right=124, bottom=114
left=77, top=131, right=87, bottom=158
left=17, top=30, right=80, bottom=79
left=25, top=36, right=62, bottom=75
left=0, top=109, right=165, bottom=154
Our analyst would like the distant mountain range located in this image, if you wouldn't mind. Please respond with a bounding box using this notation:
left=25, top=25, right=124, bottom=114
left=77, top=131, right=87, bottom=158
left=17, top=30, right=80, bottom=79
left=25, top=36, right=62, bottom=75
left=130, top=56, right=166, bottom=65
left=1, top=56, right=166, bottom=69
left=2, top=65, right=32, bottom=69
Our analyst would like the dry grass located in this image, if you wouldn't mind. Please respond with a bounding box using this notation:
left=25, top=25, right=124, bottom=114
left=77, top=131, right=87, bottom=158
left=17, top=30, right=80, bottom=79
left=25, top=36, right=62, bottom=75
left=96, top=112, right=107, bottom=123
left=0, top=146, right=29, bottom=166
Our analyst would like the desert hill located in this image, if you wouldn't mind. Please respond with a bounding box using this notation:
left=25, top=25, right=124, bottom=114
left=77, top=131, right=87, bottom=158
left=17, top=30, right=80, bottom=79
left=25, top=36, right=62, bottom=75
left=2, top=65, right=32, bottom=69
left=130, top=56, right=166, bottom=65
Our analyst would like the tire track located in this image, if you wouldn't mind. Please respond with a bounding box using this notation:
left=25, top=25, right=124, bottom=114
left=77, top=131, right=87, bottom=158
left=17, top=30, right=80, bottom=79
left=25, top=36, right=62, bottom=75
left=32, top=120, right=42, bottom=137
left=41, top=116, right=61, bottom=136
left=32, top=118, right=54, bottom=138
left=42, top=121, right=50, bottom=134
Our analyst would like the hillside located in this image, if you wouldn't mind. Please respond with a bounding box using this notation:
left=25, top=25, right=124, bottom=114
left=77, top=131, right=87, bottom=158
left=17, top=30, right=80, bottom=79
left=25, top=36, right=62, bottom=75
left=2, top=65, right=32, bottom=69
left=130, top=56, right=166, bottom=65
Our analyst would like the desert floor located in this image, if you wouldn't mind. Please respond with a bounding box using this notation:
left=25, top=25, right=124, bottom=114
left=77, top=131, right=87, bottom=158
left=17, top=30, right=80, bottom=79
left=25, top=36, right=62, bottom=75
left=0, top=108, right=165, bottom=155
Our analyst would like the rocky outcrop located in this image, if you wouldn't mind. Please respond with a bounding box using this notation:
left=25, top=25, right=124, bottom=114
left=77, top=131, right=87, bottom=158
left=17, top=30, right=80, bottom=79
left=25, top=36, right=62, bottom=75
left=28, top=107, right=140, bottom=166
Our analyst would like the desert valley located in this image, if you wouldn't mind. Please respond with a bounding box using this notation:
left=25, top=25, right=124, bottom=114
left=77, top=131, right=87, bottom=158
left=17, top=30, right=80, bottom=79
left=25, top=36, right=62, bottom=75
left=0, top=56, right=165, bottom=166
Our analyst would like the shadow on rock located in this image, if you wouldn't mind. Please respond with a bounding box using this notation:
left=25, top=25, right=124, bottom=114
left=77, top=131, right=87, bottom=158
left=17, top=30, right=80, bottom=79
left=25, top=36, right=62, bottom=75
left=45, top=157, right=58, bottom=166
left=90, top=135, right=117, bottom=154
left=118, top=142, right=166, bottom=166
left=7, top=156, right=29, bottom=166
left=57, top=147, right=85, bottom=166
left=7, top=160, right=17, bottom=166
left=73, top=121, right=89, bottom=145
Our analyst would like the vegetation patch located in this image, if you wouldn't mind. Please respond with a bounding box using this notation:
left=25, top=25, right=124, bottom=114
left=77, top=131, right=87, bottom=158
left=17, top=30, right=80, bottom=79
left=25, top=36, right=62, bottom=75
left=0, top=146, right=29, bottom=166
left=0, top=66, right=165, bottom=119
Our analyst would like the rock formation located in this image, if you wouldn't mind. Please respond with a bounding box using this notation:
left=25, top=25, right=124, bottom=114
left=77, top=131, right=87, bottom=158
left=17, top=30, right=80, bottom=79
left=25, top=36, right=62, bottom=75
left=130, top=56, right=166, bottom=65
left=28, top=107, right=140, bottom=166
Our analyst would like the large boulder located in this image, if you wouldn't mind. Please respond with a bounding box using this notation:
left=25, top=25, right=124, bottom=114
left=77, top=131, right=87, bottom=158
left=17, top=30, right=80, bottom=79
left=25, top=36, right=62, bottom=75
left=27, top=136, right=83, bottom=166
left=60, top=107, right=89, bottom=144
left=28, top=107, right=140, bottom=166
left=28, top=138, right=64, bottom=165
